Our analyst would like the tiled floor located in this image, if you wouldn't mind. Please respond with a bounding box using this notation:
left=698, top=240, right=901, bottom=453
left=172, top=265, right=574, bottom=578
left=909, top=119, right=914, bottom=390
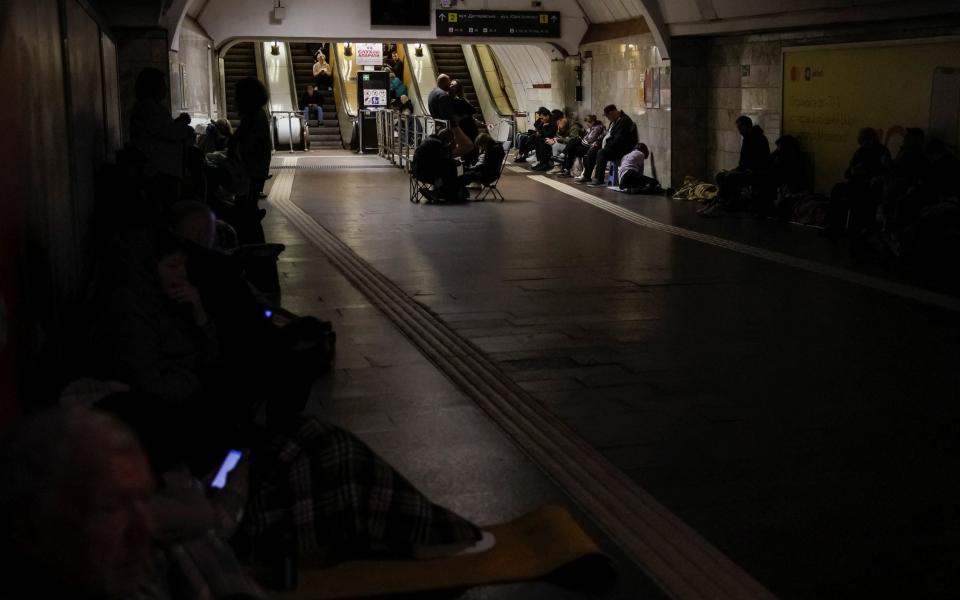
left=271, top=153, right=960, bottom=599
left=261, top=207, right=666, bottom=599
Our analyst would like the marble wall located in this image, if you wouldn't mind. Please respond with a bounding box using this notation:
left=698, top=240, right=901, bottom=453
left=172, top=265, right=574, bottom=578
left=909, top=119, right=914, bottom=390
left=576, top=38, right=671, bottom=185
left=169, top=18, right=216, bottom=121
left=705, top=38, right=782, bottom=176
left=672, top=18, right=960, bottom=184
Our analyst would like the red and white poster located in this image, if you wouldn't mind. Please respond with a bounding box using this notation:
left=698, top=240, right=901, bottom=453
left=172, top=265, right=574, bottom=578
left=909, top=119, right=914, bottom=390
left=356, top=43, right=383, bottom=66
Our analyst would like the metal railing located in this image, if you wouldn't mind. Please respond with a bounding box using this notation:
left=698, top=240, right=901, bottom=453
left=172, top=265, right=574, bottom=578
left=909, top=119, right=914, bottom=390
left=487, top=117, right=516, bottom=145
left=374, top=110, right=449, bottom=171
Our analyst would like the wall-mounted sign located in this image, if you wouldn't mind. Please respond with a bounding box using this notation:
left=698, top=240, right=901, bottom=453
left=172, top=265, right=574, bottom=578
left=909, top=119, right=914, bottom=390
left=355, top=43, right=383, bottom=66
left=436, top=10, right=561, bottom=38
left=358, top=71, right=390, bottom=110
left=363, top=88, right=388, bottom=107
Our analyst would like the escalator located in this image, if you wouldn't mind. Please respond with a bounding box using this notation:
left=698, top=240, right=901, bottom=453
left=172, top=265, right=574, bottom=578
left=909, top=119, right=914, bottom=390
left=430, top=44, right=478, bottom=108
left=289, top=42, right=343, bottom=149
left=222, top=42, right=257, bottom=129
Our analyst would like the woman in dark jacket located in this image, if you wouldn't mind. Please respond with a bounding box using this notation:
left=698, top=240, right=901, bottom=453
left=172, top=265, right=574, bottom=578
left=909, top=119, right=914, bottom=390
left=449, top=79, right=480, bottom=164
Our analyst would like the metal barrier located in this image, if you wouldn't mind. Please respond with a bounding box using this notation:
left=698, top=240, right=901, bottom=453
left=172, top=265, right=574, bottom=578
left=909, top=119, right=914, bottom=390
left=488, top=117, right=516, bottom=145
left=271, top=111, right=305, bottom=154
left=374, top=111, right=449, bottom=172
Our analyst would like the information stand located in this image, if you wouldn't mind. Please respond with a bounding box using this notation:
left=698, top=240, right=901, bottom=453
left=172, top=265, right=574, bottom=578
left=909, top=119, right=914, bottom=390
left=357, top=71, right=389, bottom=152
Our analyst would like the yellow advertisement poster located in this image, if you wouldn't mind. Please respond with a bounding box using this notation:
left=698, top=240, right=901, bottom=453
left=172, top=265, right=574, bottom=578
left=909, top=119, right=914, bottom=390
left=783, top=40, right=960, bottom=192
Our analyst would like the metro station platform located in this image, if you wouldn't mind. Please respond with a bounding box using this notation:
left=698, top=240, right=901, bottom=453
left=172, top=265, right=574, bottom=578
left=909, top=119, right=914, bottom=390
left=266, top=150, right=960, bottom=600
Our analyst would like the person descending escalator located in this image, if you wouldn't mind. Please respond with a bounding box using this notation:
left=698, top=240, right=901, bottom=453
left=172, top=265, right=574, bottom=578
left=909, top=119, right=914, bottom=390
left=313, top=51, right=333, bottom=91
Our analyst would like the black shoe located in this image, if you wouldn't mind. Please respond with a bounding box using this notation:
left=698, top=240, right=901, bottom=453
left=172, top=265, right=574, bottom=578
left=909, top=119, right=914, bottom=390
left=513, top=155, right=528, bottom=163
left=532, top=163, right=551, bottom=171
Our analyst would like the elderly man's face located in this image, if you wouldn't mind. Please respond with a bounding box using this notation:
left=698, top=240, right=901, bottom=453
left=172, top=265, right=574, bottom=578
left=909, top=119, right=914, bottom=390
left=79, top=451, right=155, bottom=596
left=45, top=447, right=156, bottom=598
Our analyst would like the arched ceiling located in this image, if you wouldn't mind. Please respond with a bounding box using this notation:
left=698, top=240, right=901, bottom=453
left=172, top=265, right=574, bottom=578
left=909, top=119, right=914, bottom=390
left=93, top=0, right=960, bottom=60
left=580, top=0, right=960, bottom=39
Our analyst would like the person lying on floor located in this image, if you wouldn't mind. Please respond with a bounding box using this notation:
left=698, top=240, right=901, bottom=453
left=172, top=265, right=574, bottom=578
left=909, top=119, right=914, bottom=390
left=0, top=408, right=158, bottom=599
left=87, top=388, right=492, bottom=578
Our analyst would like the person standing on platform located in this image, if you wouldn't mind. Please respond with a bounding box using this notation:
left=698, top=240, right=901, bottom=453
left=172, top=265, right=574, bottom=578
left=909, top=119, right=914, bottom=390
left=428, top=74, right=453, bottom=121
left=229, top=78, right=272, bottom=244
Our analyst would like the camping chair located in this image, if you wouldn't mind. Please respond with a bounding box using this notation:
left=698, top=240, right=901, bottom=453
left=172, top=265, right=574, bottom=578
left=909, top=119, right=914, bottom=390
left=476, top=141, right=511, bottom=202
left=409, top=171, right=433, bottom=204
left=409, top=170, right=438, bottom=204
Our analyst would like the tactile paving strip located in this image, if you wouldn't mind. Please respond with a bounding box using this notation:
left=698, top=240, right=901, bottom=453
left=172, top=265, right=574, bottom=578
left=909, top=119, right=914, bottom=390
left=268, top=156, right=779, bottom=600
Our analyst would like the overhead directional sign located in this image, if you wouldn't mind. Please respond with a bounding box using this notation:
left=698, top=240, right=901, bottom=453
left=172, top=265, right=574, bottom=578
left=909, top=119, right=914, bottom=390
left=436, top=10, right=561, bottom=38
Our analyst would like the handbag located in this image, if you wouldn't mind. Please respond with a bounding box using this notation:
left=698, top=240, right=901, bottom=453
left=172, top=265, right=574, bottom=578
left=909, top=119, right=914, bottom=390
left=451, top=125, right=475, bottom=158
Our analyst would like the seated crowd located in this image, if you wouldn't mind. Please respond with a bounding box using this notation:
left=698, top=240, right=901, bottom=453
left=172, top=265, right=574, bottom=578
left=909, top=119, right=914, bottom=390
left=511, top=103, right=663, bottom=194
left=408, top=74, right=508, bottom=202
left=696, top=115, right=960, bottom=263
left=504, top=97, right=959, bottom=266
left=0, top=67, right=495, bottom=598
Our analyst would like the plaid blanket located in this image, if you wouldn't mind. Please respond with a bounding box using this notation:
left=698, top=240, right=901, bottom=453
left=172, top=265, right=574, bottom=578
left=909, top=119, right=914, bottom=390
left=238, top=417, right=480, bottom=561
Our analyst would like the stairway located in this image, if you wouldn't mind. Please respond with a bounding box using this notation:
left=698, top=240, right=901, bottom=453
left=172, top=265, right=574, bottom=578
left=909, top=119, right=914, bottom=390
left=289, top=42, right=343, bottom=149
left=430, top=44, right=478, bottom=108
left=222, top=42, right=258, bottom=130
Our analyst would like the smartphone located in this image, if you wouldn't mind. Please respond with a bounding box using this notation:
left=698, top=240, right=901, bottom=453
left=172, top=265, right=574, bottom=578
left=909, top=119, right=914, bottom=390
left=211, top=449, right=243, bottom=490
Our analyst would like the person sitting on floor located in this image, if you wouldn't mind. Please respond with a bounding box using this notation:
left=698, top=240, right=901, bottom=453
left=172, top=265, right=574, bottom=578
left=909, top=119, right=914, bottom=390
left=412, top=129, right=466, bottom=202
left=699, top=115, right=771, bottom=217
left=459, top=133, right=506, bottom=191
left=576, top=104, right=638, bottom=186
left=559, top=115, right=605, bottom=178
left=300, top=84, right=324, bottom=124
left=0, top=408, right=157, bottom=599
left=617, top=143, right=659, bottom=192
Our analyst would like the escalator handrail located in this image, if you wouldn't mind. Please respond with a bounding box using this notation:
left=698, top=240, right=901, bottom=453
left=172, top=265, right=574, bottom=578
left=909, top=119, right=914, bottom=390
left=470, top=45, right=515, bottom=120
left=331, top=44, right=357, bottom=118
